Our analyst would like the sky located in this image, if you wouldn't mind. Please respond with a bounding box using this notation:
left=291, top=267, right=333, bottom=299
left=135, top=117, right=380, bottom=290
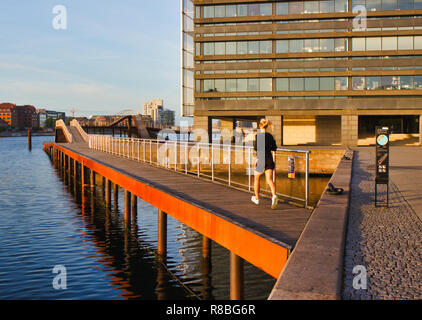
left=0, top=0, right=185, bottom=122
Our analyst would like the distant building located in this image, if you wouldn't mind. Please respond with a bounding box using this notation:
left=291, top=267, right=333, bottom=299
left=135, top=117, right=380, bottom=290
left=162, top=109, right=175, bottom=127
left=0, top=118, right=9, bottom=129
left=142, top=99, right=176, bottom=127
left=37, top=109, right=66, bottom=128
left=143, top=99, right=164, bottom=126
left=0, top=103, right=36, bottom=129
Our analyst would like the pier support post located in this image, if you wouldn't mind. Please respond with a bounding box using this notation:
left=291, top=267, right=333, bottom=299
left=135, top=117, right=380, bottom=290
left=28, top=129, right=32, bottom=150
left=113, top=183, right=119, bottom=209
left=202, top=236, right=212, bottom=260
left=105, top=179, right=111, bottom=208
left=158, top=210, right=167, bottom=257
left=131, top=193, right=137, bottom=218
left=90, top=170, right=95, bottom=189
left=124, top=190, right=131, bottom=225
left=230, top=252, right=244, bottom=300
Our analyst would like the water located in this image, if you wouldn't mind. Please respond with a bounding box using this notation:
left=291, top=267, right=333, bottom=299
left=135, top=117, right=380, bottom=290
left=0, top=136, right=279, bottom=300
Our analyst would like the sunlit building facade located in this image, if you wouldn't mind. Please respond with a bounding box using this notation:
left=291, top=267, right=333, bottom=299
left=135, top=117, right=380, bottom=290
left=182, top=0, right=422, bottom=146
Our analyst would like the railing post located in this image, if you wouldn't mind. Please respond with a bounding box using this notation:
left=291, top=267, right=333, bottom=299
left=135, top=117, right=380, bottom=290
left=248, top=147, right=251, bottom=191
left=197, top=143, right=200, bottom=177
left=211, top=143, right=214, bottom=181
left=228, top=145, right=231, bottom=186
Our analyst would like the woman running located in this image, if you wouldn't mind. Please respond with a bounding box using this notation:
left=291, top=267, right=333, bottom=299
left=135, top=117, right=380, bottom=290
left=251, top=119, right=279, bottom=209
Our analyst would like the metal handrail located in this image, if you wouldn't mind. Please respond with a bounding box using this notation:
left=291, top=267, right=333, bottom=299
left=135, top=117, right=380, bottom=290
left=88, top=135, right=311, bottom=207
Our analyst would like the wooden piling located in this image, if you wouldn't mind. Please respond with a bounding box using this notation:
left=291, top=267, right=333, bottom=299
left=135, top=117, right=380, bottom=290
left=124, top=190, right=131, bottom=225
left=105, top=178, right=111, bottom=208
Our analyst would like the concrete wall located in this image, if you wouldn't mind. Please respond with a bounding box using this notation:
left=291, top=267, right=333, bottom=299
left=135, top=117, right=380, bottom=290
left=341, top=115, right=358, bottom=147
left=283, top=116, right=341, bottom=146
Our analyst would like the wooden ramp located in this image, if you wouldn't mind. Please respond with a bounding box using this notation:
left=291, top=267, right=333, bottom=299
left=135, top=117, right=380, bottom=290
left=54, top=142, right=313, bottom=279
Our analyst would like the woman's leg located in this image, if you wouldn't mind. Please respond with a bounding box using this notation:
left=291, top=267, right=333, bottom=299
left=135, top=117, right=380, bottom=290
left=254, top=171, right=263, bottom=199
left=265, top=169, right=276, bottom=196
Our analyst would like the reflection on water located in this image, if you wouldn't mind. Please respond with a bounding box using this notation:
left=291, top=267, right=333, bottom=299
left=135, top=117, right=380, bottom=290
left=0, top=136, right=283, bottom=300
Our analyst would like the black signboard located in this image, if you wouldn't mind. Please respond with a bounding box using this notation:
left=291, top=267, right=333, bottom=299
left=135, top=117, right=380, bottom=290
left=375, top=126, right=390, bottom=207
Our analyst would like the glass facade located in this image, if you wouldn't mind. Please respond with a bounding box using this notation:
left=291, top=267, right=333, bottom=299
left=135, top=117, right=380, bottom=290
left=187, top=0, right=422, bottom=114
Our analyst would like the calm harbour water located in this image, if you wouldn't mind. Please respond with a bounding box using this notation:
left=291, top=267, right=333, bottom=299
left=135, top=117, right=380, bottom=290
left=0, top=136, right=281, bottom=300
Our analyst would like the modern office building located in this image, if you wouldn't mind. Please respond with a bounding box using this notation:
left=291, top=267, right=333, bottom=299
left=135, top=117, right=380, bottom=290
left=182, top=0, right=422, bottom=146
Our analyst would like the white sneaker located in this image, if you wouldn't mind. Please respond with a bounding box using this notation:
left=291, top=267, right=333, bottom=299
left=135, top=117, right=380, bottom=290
left=251, top=196, right=259, bottom=205
left=271, top=195, right=279, bottom=210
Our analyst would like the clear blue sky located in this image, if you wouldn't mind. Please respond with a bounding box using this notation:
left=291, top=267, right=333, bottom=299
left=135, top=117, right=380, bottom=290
left=0, top=0, right=185, bottom=122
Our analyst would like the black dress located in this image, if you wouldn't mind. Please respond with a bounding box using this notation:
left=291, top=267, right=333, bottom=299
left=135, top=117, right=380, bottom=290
left=253, top=132, right=277, bottom=173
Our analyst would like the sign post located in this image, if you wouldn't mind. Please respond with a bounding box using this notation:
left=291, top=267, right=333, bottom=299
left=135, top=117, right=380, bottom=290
left=375, top=126, right=390, bottom=208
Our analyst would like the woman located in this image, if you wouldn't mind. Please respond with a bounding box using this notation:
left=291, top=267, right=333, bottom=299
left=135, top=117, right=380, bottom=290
left=251, top=119, right=279, bottom=209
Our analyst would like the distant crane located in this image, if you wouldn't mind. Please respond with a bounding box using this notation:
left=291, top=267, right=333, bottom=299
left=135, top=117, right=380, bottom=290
left=70, top=108, right=78, bottom=117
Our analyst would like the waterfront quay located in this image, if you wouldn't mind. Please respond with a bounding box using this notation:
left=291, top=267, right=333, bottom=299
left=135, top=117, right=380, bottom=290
left=45, top=120, right=422, bottom=300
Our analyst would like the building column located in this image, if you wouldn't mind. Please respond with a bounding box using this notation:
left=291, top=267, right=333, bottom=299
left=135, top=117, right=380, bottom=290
left=341, top=115, right=358, bottom=147
left=220, top=117, right=235, bottom=144
left=193, top=116, right=212, bottom=143
left=266, top=116, right=283, bottom=147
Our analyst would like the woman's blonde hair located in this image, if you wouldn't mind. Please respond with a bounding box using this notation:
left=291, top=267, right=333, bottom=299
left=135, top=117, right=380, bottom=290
left=259, top=118, right=272, bottom=130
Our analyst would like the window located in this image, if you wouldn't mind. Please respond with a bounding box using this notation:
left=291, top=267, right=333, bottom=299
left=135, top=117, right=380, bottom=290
left=248, top=4, right=260, bottom=16
left=382, top=0, right=397, bottom=10
left=304, top=39, right=320, bottom=52
left=398, top=36, right=413, bottom=50
left=237, top=42, right=248, bottom=55
left=382, top=76, right=399, bottom=90
left=260, top=41, right=272, bottom=54
left=276, top=2, right=289, bottom=14
left=335, top=77, right=348, bottom=90
left=290, top=39, right=303, bottom=52
left=204, top=42, right=214, bottom=55
left=320, top=38, right=334, bottom=52
left=400, top=76, right=413, bottom=90
left=290, top=78, right=304, bottom=91
left=289, top=1, right=304, bottom=14
left=195, top=43, right=201, bottom=56
left=203, top=6, right=214, bottom=18
left=335, top=38, right=347, bottom=51
left=204, top=79, right=214, bottom=92
left=226, top=42, right=236, bottom=55
left=248, top=79, right=259, bottom=91
left=304, top=1, right=319, bottom=13
left=366, top=76, right=381, bottom=90
left=276, top=78, right=289, bottom=91
left=214, top=79, right=225, bottom=92
left=352, top=77, right=365, bottom=90
left=260, top=3, right=272, bottom=15
left=305, top=78, right=319, bottom=91
left=320, top=0, right=335, bottom=12
left=237, top=4, right=248, bottom=16
left=416, top=0, right=422, bottom=9
left=366, top=37, right=381, bottom=51
left=276, top=40, right=289, bottom=53
left=248, top=41, right=260, bottom=54
left=352, top=38, right=365, bottom=51
left=320, top=77, right=335, bottom=90
left=214, top=6, right=225, bottom=18
left=215, top=42, right=225, bottom=55
left=335, top=0, right=348, bottom=12
left=415, top=36, right=422, bottom=50
left=414, top=76, right=422, bottom=89
left=260, top=78, right=272, bottom=91
left=382, top=37, right=397, bottom=50
left=226, top=5, right=237, bottom=17
left=366, top=0, right=382, bottom=11
left=398, top=0, right=413, bottom=9
left=226, top=79, right=237, bottom=92
left=237, top=79, right=247, bottom=92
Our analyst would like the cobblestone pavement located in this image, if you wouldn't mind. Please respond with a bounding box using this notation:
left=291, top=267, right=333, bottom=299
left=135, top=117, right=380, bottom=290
left=342, top=149, right=422, bottom=300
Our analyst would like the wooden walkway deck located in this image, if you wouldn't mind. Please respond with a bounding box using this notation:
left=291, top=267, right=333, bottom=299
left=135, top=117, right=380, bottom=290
left=54, top=141, right=313, bottom=278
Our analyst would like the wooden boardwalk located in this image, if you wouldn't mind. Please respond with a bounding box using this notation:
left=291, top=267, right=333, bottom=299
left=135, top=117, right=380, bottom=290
left=53, top=140, right=313, bottom=279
